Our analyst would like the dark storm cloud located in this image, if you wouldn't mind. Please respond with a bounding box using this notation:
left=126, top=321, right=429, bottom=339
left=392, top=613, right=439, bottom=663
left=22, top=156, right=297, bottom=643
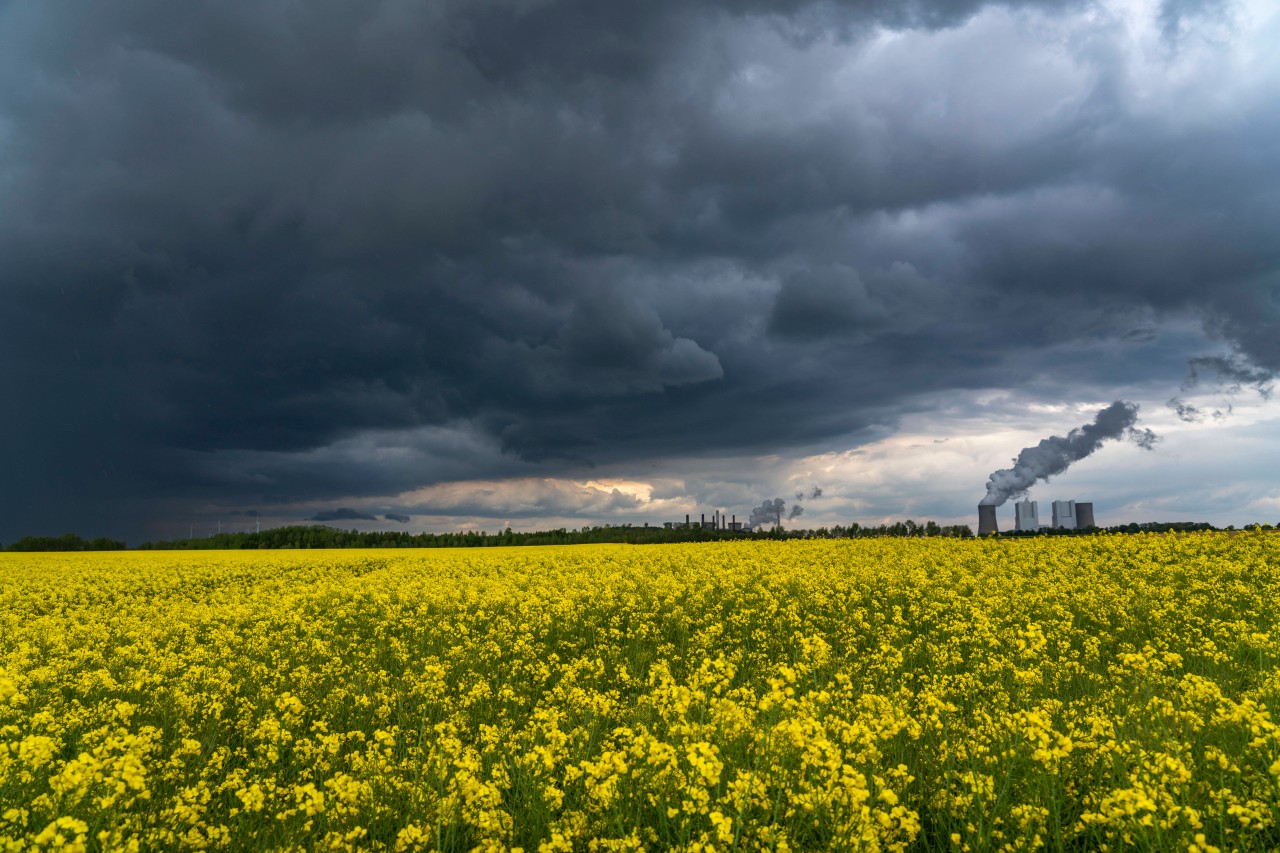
left=1183, top=354, right=1274, bottom=398
left=1167, top=397, right=1204, bottom=423
left=769, top=263, right=946, bottom=340
left=1157, top=0, right=1231, bottom=42
left=384, top=513, right=411, bottom=524
left=1, top=0, right=1278, bottom=540
left=308, top=508, right=378, bottom=522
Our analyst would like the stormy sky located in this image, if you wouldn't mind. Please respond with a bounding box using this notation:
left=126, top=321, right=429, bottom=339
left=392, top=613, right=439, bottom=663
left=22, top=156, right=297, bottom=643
left=3, top=0, right=1278, bottom=543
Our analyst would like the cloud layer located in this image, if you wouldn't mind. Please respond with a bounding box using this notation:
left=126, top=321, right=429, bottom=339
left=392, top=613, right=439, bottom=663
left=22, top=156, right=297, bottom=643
left=2, top=0, right=1278, bottom=540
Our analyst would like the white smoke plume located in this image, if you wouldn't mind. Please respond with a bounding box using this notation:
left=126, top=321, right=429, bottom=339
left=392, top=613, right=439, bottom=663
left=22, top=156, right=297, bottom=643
left=750, top=498, right=786, bottom=528
left=980, top=401, right=1159, bottom=507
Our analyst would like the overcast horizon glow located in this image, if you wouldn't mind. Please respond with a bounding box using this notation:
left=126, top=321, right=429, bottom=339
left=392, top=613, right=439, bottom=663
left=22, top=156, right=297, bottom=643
left=2, top=0, right=1277, bottom=543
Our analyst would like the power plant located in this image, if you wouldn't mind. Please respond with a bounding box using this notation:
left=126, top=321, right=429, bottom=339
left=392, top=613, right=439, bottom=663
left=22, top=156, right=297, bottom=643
left=975, top=400, right=1149, bottom=536
left=658, top=497, right=1096, bottom=537
left=665, top=511, right=745, bottom=532
left=984, top=499, right=1097, bottom=534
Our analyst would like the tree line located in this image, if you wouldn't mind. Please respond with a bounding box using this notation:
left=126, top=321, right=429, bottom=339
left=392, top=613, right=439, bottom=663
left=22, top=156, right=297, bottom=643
left=3, top=533, right=128, bottom=552
left=993, top=520, right=1271, bottom=537
left=9, top=518, right=1273, bottom=551
left=131, top=520, right=978, bottom=550
left=135, top=524, right=745, bottom=550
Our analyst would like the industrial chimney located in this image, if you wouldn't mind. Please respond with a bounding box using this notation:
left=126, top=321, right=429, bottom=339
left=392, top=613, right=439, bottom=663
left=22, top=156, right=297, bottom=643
left=1076, top=502, right=1096, bottom=529
left=978, top=504, right=998, bottom=536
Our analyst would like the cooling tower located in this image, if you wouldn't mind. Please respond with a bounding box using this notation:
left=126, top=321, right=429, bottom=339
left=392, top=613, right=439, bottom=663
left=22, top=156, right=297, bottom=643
left=1075, top=502, right=1096, bottom=529
left=978, top=504, right=998, bottom=536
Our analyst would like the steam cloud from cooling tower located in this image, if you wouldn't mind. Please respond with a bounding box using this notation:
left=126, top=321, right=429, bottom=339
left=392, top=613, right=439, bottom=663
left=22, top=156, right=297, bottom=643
left=980, top=401, right=1158, bottom=507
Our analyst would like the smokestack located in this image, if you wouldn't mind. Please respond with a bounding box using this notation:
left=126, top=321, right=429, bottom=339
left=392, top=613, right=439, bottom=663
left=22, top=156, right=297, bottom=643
left=1076, top=502, right=1096, bottom=529
left=978, top=504, right=998, bottom=536
left=685, top=514, right=689, bottom=527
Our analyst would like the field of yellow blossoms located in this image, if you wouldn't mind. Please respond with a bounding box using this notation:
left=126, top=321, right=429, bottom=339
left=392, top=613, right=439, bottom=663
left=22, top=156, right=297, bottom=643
left=3, top=533, right=1280, bottom=851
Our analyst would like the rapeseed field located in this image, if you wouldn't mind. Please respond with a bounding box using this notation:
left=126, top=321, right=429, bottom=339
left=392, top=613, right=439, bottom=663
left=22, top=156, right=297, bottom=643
left=2, top=534, right=1279, bottom=851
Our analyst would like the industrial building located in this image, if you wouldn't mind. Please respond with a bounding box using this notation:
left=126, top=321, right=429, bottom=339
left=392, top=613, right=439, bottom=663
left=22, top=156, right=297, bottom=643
left=980, top=499, right=1097, bottom=534
left=1048, top=500, right=1094, bottom=529
left=1015, top=500, right=1040, bottom=532
left=665, top=512, right=744, bottom=532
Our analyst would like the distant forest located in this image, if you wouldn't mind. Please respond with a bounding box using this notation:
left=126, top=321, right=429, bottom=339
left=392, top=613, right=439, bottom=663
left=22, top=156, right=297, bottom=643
left=3, top=533, right=128, bottom=552
left=134, top=519, right=976, bottom=550
left=5, top=518, right=1271, bottom=551
left=6, top=520, right=970, bottom=551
